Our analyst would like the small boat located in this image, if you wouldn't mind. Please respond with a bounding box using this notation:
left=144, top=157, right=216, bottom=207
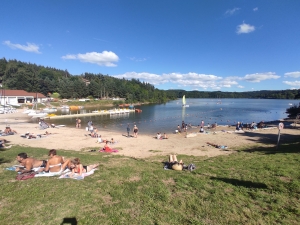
left=289, top=103, right=293, bottom=106
left=23, top=109, right=36, bottom=114
left=182, top=95, right=189, bottom=107
left=28, top=112, right=48, bottom=118
left=135, top=109, right=142, bottom=113
left=61, top=105, right=70, bottom=110
left=42, top=108, right=57, bottom=113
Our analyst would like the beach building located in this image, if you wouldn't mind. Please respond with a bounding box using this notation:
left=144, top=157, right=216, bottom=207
left=0, top=89, right=47, bottom=105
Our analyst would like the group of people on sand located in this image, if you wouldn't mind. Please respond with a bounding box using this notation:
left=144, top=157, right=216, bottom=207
left=236, top=121, right=266, bottom=130
left=156, top=132, right=168, bottom=140
left=15, top=149, right=98, bottom=177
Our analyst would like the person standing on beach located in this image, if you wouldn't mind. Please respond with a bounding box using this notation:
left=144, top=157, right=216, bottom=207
left=76, top=118, right=81, bottom=128
left=201, top=120, right=204, bottom=127
left=133, top=125, right=138, bottom=138
left=126, top=125, right=130, bottom=137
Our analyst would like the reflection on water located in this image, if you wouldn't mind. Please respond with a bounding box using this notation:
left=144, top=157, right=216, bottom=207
left=38, top=99, right=297, bottom=135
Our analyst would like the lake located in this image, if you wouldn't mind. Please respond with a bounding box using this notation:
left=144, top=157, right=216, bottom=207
left=44, top=99, right=298, bottom=135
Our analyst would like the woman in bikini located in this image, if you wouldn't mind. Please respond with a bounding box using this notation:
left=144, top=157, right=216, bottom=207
left=68, top=158, right=99, bottom=177
left=42, top=149, right=68, bottom=174
left=133, top=125, right=138, bottom=138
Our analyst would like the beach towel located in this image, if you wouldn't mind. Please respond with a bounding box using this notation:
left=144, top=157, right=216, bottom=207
left=99, top=149, right=119, bottom=153
left=34, top=169, right=70, bottom=177
left=16, top=171, right=37, bottom=180
left=58, top=169, right=96, bottom=180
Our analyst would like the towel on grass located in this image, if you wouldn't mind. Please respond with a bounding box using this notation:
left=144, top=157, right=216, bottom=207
left=35, top=169, right=70, bottom=177
left=59, top=169, right=96, bottom=180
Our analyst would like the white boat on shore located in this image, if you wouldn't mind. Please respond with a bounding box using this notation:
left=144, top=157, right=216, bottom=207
left=23, top=109, right=36, bottom=114
left=61, top=105, right=70, bottom=110
left=28, top=112, right=48, bottom=118
left=42, top=107, right=57, bottom=113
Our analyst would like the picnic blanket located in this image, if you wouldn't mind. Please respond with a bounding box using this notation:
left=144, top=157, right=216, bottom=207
left=59, top=169, right=96, bottom=180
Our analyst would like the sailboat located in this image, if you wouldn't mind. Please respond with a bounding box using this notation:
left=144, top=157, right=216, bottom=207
left=182, top=95, right=189, bottom=107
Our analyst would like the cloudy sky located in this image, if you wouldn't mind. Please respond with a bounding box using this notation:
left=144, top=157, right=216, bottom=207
left=1, top=0, right=300, bottom=91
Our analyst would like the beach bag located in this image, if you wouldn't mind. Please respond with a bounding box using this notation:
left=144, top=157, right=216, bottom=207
left=188, top=164, right=196, bottom=171
left=16, top=171, right=37, bottom=180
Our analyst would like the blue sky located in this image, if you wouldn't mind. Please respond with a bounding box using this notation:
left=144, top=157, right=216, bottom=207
left=1, top=0, right=300, bottom=92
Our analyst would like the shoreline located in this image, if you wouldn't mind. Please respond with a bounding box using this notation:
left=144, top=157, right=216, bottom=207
left=1, top=112, right=299, bottom=159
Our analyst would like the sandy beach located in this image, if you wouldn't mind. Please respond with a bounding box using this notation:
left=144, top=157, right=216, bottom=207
left=1, top=111, right=299, bottom=159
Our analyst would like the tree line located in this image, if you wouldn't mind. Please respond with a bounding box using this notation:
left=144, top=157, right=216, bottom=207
left=0, top=58, right=175, bottom=103
left=0, top=58, right=299, bottom=103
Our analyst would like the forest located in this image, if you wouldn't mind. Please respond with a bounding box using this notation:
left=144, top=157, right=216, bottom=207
left=0, top=58, right=299, bottom=103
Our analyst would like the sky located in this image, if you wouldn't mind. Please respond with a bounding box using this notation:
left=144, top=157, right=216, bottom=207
left=1, top=0, right=300, bottom=92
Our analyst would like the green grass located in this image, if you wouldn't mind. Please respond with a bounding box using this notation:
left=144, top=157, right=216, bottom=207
left=0, top=142, right=299, bottom=225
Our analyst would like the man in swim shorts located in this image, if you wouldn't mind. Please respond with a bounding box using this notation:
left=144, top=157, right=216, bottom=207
left=15, top=153, right=47, bottom=173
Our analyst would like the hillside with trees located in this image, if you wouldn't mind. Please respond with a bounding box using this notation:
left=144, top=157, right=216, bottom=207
left=0, top=58, right=299, bottom=102
left=0, top=58, right=175, bottom=103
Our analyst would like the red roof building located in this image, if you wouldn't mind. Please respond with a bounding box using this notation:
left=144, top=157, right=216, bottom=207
left=0, top=89, right=47, bottom=105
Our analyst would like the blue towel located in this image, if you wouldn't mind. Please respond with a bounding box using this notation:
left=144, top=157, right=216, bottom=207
left=6, top=167, right=16, bottom=171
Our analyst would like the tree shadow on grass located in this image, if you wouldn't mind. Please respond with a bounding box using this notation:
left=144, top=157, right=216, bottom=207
left=210, top=177, right=268, bottom=189
left=0, top=157, right=11, bottom=165
left=234, top=127, right=300, bottom=154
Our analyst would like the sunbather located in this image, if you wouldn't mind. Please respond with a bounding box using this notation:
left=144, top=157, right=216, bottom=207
left=102, top=141, right=113, bottom=152
left=167, top=155, right=184, bottom=171
left=4, top=126, right=17, bottom=134
left=15, top=153, right=47, bottom=173
left=68, top=158, right=99, bottom=177
left=40, top=149, right=68, bottom=173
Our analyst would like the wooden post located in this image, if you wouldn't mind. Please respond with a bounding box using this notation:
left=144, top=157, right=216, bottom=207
left=276, top=122, right=284, bottom=150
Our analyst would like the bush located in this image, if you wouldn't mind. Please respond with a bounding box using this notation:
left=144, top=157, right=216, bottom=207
left=286, top=102, right=300, bottom=118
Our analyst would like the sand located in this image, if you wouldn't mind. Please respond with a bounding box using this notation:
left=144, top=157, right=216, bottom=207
left=1, top=111, right=299, bottom=159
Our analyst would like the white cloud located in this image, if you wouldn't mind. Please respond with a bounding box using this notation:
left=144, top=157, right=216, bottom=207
left=62, top=51, right=119, bottom=67
left=236, top=22, right=255, bottom=34
left=113, top=72, right=223, bottom=89
left=3, top=40, right=41, bottom=53
left=284, top=71, right=300, bottom=78
left=225, top=7, right=240, bottom=15
left=253, top=7, right=258, bottom=12
left=237, top=85, right=245, bottom=88
left=243, top=72, right=280, bottom=82
left=283, top=81, right=300, bottom=87
left=129, top=57, right=147, bottom=62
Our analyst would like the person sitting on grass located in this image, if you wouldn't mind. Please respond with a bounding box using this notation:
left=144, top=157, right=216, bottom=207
left=102, top=140, right=113, bottom=152
left=68, top=158, right=99, bottom=177
left=40, top=149, right=68, bottom=174
left=0, top=140, right=11, bottom=149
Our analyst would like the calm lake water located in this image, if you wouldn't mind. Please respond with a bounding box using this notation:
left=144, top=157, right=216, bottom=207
left=44, top=99, right=298, bottom=135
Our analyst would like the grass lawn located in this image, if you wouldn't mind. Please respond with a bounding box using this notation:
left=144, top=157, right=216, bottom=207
left=0, top=142, right=299, bottom=225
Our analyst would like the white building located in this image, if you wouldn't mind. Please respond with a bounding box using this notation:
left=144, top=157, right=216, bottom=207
left=0, top=89, right=47, bottom=105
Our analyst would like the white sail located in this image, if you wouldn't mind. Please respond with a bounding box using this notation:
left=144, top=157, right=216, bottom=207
left=182, top=95, right=189, bottom=107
